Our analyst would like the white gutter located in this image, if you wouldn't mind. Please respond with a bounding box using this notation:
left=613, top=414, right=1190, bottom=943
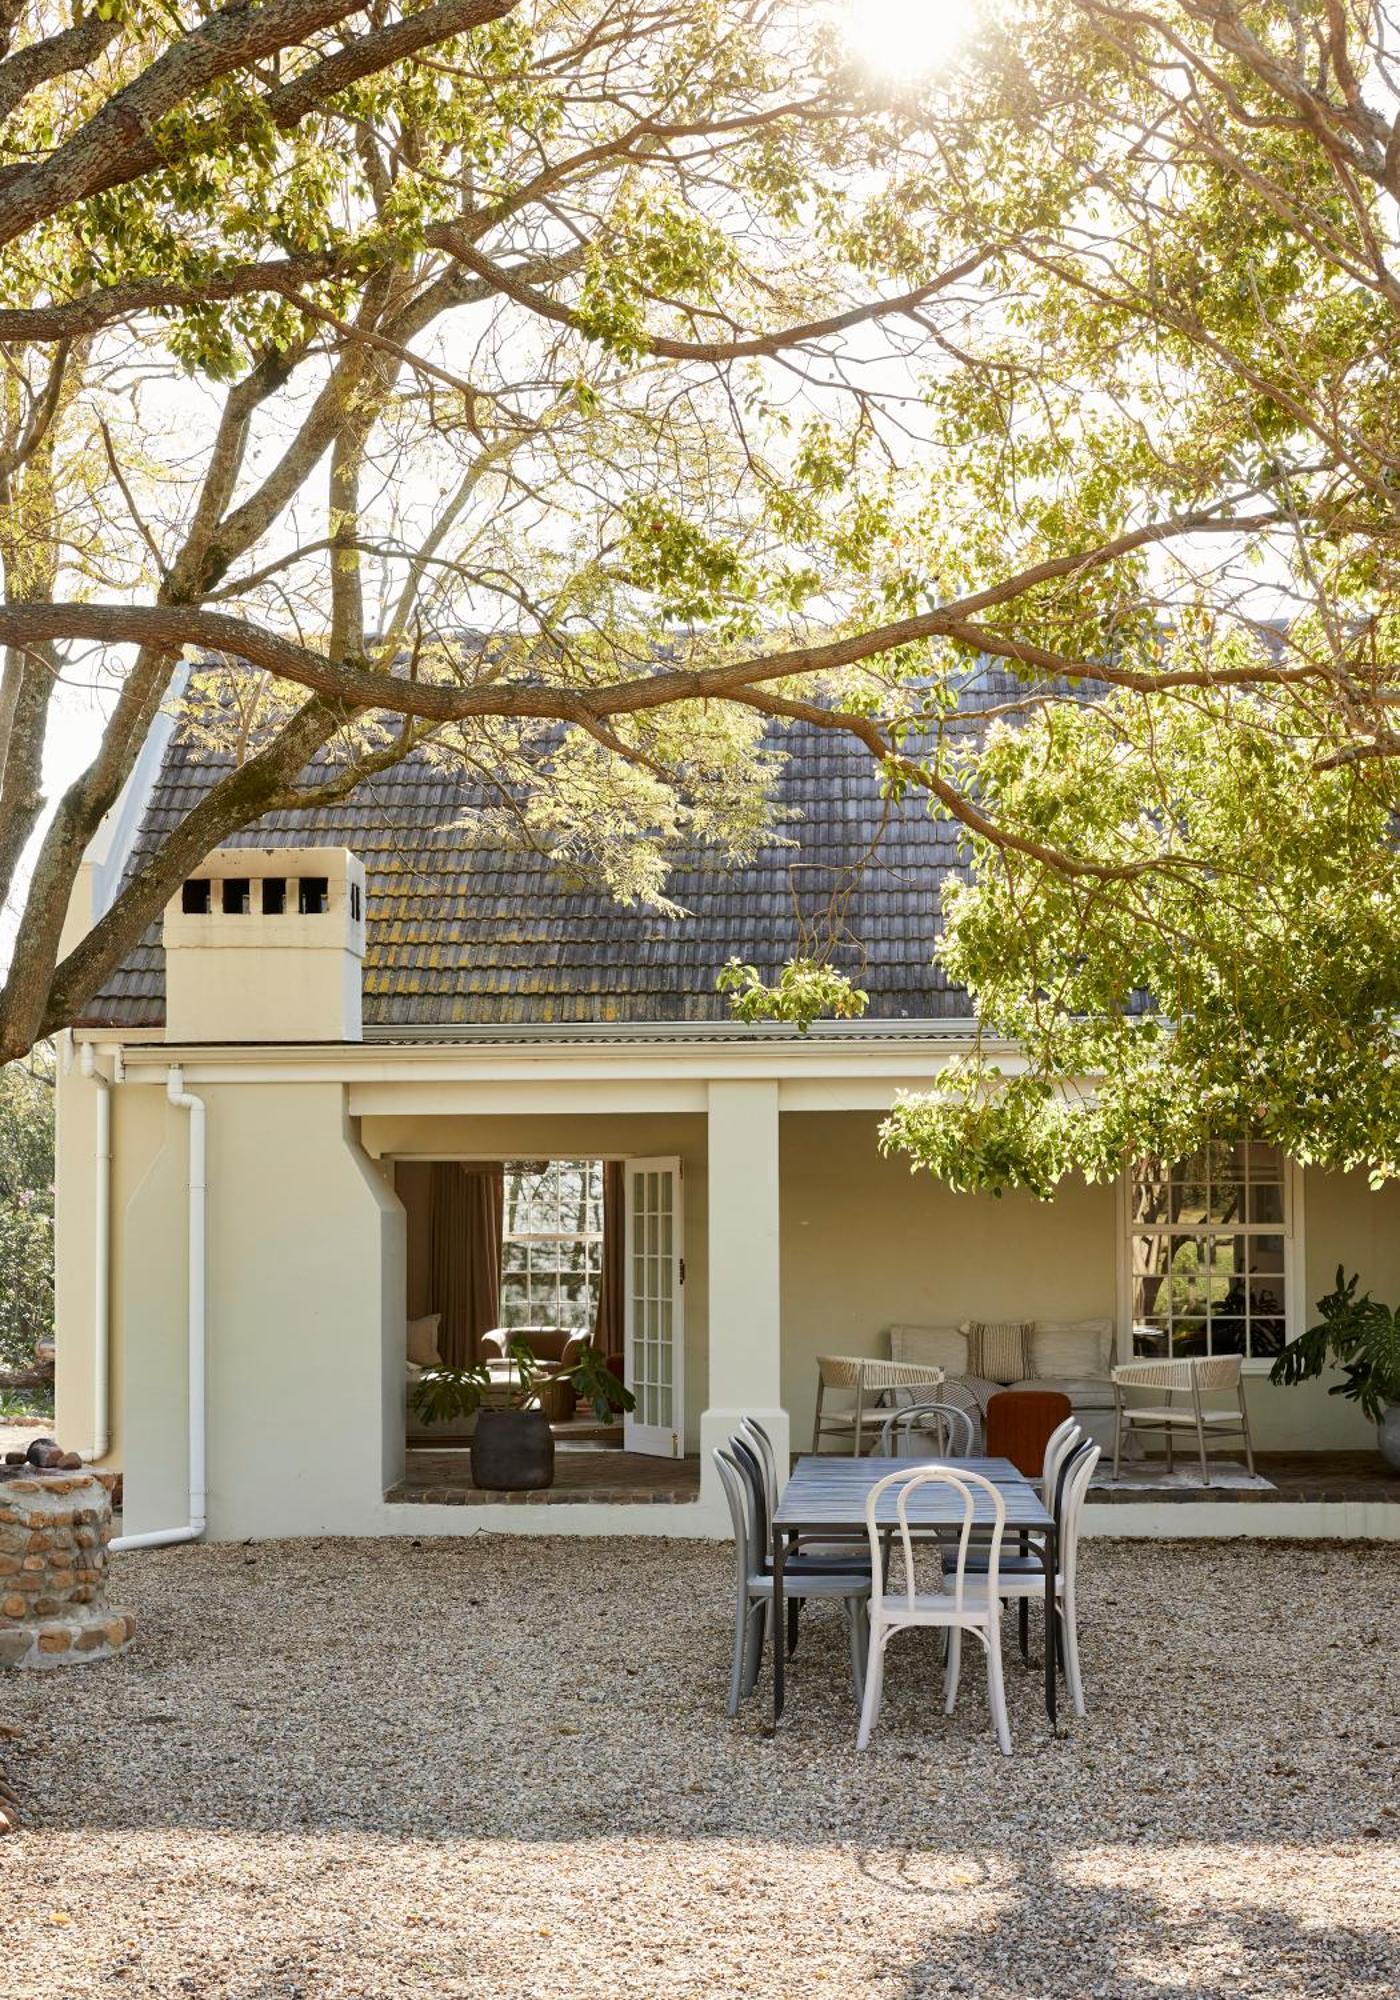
left=110, top=1066, right=206, bottom=1552
left=77, top=1042, right=112, bottom=1463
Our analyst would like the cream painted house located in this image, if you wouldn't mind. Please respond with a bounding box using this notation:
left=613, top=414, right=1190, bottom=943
left=52, top=681, right=1396, bottom=1544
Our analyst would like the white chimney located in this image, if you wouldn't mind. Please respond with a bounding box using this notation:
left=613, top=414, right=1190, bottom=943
left=162, top=847, right=366, bottom=1043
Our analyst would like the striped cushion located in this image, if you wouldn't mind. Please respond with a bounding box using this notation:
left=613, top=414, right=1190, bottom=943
left=966, top=1320, right=1034, bottom=1386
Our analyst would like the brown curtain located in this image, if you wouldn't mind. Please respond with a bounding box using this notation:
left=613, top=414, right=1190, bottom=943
left=593, top=1160, right=625, bottom=1365
left=430, top=1163, right=504, bottom=1366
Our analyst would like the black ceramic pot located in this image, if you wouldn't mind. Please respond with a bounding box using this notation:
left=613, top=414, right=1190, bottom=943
left=470, top=1407, right=555, bottom=1491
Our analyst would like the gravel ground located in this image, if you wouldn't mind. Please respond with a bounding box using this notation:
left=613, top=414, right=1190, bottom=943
left=1, top=1535, right=1397, bottom=2000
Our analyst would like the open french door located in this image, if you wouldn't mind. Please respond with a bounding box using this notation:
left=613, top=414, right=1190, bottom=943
left=622, top=1157, right=684, bottom=1458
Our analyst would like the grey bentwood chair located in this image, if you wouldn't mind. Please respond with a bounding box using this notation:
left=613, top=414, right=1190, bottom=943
left=712, top=1448, right=872, bottom=1717
left=739, top=1417, right=864, bottom=1571
left=875, top=1401, right=977, bottom=1458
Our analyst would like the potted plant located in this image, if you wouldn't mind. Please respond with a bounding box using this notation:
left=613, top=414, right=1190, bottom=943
left=408, top=1339, right=635, bottom=1490
left=1269, top=1267, right=1400, bottom=1469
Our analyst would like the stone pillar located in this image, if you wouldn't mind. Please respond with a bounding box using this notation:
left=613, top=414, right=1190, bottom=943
left=700, top=1079, right=790, bottom=1512
left=0, top=1471, right=136, bottom=1669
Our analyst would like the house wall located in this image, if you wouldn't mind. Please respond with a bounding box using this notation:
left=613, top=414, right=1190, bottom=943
left=778, top=1112, right=1118, bottom=1448
left=116, top=1081, right=404, bottom=1540
left=776, top=1114, right=1377, bottom=1453
left=57, top=1076, right=1392, bottom=1544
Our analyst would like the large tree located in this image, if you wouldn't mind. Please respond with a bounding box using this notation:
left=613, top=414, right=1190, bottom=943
left=0, top=0, right=1396, bottom=1198
left=874, top=0, right=1400, bottom=1190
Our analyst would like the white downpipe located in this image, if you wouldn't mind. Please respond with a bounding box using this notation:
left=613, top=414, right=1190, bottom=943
left=77, top=1042, right=111, bottom=1462
left=110, top=1066, right=206, bottom=1553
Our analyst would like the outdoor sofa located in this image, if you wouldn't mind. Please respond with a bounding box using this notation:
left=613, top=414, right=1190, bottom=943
left=888, top=1319, right=1122, bottom=1454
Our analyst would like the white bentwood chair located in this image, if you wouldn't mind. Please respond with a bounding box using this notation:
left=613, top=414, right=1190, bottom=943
left=982, top=1439, right=1101, bottom=1717
left=1041, top=1416, right=1084, bottom=1508
left=855, top=1466, right=1011, bottom=1757
left=712, top=1447, right=871, bottom=1717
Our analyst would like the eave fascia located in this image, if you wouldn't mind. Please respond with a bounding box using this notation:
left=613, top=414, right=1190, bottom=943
left=113, top=1021, right=1020, bottom=1088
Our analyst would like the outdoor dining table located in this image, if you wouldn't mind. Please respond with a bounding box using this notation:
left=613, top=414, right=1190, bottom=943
left=770, top=1454, right=1059, bottom=1727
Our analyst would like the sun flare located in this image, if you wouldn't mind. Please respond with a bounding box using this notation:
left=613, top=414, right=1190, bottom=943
left=841, top=0, right=986, bottom=80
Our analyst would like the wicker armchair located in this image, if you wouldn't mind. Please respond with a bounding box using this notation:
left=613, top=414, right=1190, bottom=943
left=811, top=1356, right=946, bottom=1456
left=1111, top=1356, right=1254, bottom=1484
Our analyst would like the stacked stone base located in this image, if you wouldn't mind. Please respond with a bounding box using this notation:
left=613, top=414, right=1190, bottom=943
left=0, top=1471, right=136, bottom=1671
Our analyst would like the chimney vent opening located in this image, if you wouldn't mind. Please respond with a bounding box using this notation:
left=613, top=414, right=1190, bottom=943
left=350, top=881, right=362, bottom=922
left=298, top=876, right=330, bottom=915
left=261, top=877, right=287, bottom=916
left=222, top=877, right=252, bottom=915
left=181, top=878, right=211, bottom=915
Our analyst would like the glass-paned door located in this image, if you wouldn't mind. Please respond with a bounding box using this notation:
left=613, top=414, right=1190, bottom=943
left=623, top=1157, right=684, bottom=1458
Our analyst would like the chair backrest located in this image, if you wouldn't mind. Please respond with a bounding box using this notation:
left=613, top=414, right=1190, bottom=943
left=711, top=1448, right=756, bottom=1582
left=1041, top=1416, right=1084, bottom=1507
left=876, top=1401, right=976, bottom=1458
left=1113, top=1356, right=1243, bottom=1396
left=1056, top=1440, right=1101, bottom=1586
left=986, top=1389, right=1074, bottom=1476
left=736, top=1418, right=778, bottom=1521
left=730, top=1435, right=770, bottom=1553
left=817, top=1355, right=946, bottom=1395
left=864, top=1465, right=1005, bottom=1615
left=816, top=1354, right=865, bottom=1390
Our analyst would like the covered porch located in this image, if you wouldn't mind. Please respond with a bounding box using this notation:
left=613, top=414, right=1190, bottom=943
left=355, top=1031, right=1398, bottom=1535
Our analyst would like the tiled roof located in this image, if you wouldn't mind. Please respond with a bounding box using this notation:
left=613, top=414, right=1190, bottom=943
left=85, top=671, right=1022, bottom=1029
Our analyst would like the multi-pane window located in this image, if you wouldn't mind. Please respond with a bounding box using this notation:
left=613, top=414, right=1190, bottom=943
left=1129, top=1142, right=1289, bottom=1360
left=499, top=1159, right=604, bottom=1331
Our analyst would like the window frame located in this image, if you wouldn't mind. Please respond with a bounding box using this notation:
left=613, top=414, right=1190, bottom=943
left=1116, top=1149, right=1304, bottom=1374
left=498, top=1157, right=605, bottom=1333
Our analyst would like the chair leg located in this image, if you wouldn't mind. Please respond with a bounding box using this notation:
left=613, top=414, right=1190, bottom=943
left=811, top=1384, right=823, bottom=1457
left=855, top=1624, right=886, bottom=1750
left=944, top=1626, right=963, bottom=1714
left=844, top=1598, right=866, bottom=1705
left=1018, top=1596, right=1030, bottom=1664
left=740, top=1600, right=765, bottom=1699
left=1240, top=1388, right=1256, bottom=1477
left=985, top=1617, right=1012, bottom=1755
left=1061, top=1581, right=1086, bottom=1718
left=1112, top=1389, right=1123, bottom=1480
left=1165, top=1422, right=1174, bottom=1474
left=727, top=1583, right=751, bottom=1718
left=1195, top=1408, right=1209, bottom=1486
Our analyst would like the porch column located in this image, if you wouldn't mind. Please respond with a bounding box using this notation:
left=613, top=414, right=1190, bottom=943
left=700, top=1078, right=790, bottom=1506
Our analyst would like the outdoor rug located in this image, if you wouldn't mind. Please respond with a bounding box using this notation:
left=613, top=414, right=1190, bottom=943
left=1091, top=1462, right=1276, bottom=1493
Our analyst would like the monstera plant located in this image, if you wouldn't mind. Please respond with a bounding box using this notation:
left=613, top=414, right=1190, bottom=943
left=1270, top=1269, right=1400, bottom=1469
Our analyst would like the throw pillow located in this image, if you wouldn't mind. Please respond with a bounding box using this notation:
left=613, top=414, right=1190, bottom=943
left=1030, top=1318, right=1114, bottom=1378
left=888, top=1324, right=969, bottom=1375
left=407, top=1313, right=443, bottom=1368
left=965, top=1320, right=1034, bottom=1385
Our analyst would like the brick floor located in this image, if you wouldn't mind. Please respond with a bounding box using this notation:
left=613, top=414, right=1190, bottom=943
left=388, top=1441, right=701, bottom=1506
left=388, top=1444, right=1399, bottom=1510
left=1096, top=1449, right=1400, bottom=1506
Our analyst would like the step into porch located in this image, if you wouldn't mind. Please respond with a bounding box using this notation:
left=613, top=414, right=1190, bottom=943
left=389, top=1441, right=702, bottom=1506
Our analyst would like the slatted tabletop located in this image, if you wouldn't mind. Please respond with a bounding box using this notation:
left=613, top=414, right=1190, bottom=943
left=775, top=1455, right=1054, bottom=1532
left=770, top=1454, right=1058, bottom=1728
